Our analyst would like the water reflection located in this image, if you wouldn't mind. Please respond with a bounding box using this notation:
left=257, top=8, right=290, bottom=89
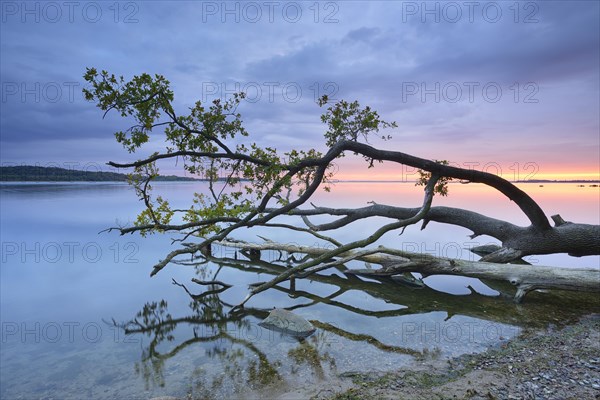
left=115, top=273, right=339, bottom=398
left=113, top=247, right=600, bottom=399
left=122, top=296, right=282, bottom=394
left=2, top=183, right=598, bottom=400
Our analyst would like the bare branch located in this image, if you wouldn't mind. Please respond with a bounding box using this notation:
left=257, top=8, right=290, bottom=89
left=334, top=141, right=552, bottom=231
left=217, top=240, right=600, bottom=303
left=234, top=174, right=440, bottom=308
left=108, top=150, right=271, bottom=169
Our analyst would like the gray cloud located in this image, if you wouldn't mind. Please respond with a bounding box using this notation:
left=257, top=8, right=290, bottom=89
left=1, top=1, right=598, bottom=170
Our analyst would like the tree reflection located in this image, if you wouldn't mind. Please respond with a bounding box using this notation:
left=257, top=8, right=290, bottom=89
left=113, top=246, right=599, bottom=398
left=116, top=279, right=283, bottom=395
left=199, top=246, right=599, bottom=325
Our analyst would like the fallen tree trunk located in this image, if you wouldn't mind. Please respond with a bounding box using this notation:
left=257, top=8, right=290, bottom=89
left=280, top=204, right=600, bottom=262
left=179, top=250, right=599, bottom=329
left=216, top=240, right=600, bottom=303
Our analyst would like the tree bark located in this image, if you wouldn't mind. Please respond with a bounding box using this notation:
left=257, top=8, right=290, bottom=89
left=279, top=204, right=600, bottom=262
left=216, top=240, right=600, bottom=303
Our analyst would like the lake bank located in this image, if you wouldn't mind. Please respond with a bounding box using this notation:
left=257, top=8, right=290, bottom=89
left=318, top=314, right=600, bottom=400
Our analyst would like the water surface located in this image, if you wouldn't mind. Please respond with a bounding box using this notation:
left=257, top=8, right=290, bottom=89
left=1, top=182, right=598, bottom=399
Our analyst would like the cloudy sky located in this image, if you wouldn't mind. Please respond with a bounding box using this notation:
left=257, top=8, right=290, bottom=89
left=1, top=1, right=598, bottom=180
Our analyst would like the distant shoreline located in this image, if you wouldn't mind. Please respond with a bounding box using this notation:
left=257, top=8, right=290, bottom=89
left=1, top=166, right=598, bottom=184
left=513, top=179, right=600, bottom=184
left=0, top=166, right=200, bottom=182
left=334, top=180, right=600, bottom=184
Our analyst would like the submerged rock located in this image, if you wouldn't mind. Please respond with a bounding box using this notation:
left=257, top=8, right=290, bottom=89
left=258, top=308, right=316, bottom=338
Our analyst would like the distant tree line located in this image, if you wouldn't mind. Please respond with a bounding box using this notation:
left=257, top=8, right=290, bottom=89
left=0, top=166, right=199, bottom=182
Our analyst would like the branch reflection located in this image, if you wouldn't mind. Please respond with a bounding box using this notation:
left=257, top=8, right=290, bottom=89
left=112, top=247, right=600, bottom=398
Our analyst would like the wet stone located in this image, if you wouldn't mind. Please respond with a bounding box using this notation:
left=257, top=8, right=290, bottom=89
left=258, top=308, right=316, bottom=338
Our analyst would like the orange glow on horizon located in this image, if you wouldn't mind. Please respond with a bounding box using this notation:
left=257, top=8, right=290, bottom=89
left=530, top=171, right=600, bottom=181
left=315, top=180, right=600, bottom=226
left=333, top=173, right=599, bottom=182
left=331, top=166, right=599, bottom=182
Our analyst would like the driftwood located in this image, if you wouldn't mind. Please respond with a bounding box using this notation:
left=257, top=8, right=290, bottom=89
left=216, top=240, right=600, bottom=303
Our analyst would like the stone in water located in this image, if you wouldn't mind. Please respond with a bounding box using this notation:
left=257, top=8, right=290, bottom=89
left=259, top=308, right=316, bottom=338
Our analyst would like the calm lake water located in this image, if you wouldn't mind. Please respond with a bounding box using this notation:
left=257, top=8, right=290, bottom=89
left=1, top=182, right=599, bottom=399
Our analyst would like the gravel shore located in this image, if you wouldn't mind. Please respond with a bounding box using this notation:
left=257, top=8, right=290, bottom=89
left=323, top=314, right=600, bottom=400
